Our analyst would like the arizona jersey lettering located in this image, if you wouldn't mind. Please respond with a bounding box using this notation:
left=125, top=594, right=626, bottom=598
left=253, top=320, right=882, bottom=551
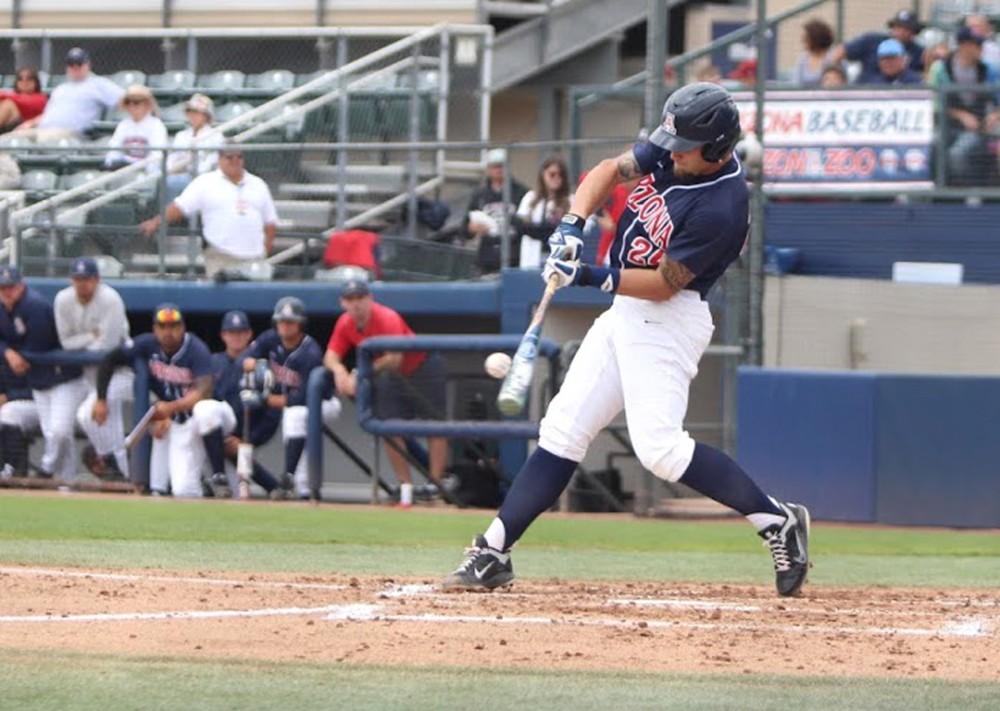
left=610, top=141, right=750, bottom=298
left=246, top=329, right=323, bottom=407
left=125, top=332, right=212, bottom=421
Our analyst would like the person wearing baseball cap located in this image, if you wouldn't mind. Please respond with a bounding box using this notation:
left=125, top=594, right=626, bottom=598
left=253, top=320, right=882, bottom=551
left=15, top=46, right=123, bottom=138
left=165, top=93, right=223, bottom=202
left=871, top=38, right=923, bottom=85
left=93, top=300, right=214, bottom=497
left=927, top=25, right=1000, bottom=185
left=464, top=147, right=528, bottom=269
left=55, top=256, right=134, bottom=481
left=325, top=279, right=450, bottom=508
left=831, top=9, right=926, bottom=84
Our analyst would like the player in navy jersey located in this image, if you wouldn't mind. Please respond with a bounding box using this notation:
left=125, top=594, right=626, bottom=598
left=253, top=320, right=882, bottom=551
left=243, top=297, right=341, bottom=498
left=0, top=265, right=88, bottom=480
left=0, top=360, right=35, bottom=478
left=445, top=83, right=811, bottom=597
left=93, top=303, right=214, bottom=497
left=192, top=310, right=283, bottom=498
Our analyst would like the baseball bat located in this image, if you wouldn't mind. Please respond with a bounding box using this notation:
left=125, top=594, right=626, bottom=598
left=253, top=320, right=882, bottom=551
left=124, top=406, right=157, bottom=450
left=496, top=275, right=559, bottom=416
left=236, top=404, right=252, bottom=499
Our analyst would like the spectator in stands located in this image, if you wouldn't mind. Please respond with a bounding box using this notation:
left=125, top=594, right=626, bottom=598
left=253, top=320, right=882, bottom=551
left=464, top=148, right=528, bottom=272
left=323, top=279, right=449, bottom=509
left=928, top=26, right=1000, bottom=185
left=165, top=93, right=222, bottom=203
left=793, top=19, right=839, bottom=86
left=727, top=59, right=758, bottom=87
left=966, top=14, right=1000, bottom=71
left=54, top=258, right=133, bottom=481
left=139, top=142, right=278, bottom=279
left=16, top=47, right=123, bottom=140
left=0, top=68, right=46, bottom=133
left=515, top=155, right=572, bottom=269
left=104, top=85, right=168, bottom=174
left=831, top=9, right=925, bottom=84
left=820, top=64, right=848, bottom=88
left=694, top=62, right=723, bottom=84
left=868, top=39, right=923, bottom=85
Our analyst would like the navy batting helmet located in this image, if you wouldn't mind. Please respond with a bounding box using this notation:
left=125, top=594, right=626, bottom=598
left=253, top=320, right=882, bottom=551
left=272, top=296, right=306, bottom=324
left=648, top=82, right=742, bottom=163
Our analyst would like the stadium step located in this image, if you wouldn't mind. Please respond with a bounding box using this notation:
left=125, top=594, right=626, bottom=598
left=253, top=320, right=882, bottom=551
left=300, top=161, right=437, bottom=189
left=273, top=200, right=334, bottom=230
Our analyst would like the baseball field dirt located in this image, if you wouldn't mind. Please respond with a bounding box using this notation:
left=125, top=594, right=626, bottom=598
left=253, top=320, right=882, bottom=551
left=2, top=491, right=999, bottom=709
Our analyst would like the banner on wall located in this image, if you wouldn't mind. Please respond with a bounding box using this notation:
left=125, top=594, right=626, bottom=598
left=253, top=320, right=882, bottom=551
left=733, top=90, right=934, bottom=191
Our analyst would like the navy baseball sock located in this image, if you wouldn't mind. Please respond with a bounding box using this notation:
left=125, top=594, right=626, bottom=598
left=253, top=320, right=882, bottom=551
left=678, top=443, right=785, bottom=526
left=284, top=437, right=306, bottom=479
left=201, top=428, right=226, bottom=476
left=488, top=447, right=577, bottom=551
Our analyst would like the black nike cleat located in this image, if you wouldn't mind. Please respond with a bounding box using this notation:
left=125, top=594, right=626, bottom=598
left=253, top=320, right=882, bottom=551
left=759, top=502, right=811, bottom=597
left=441, top=535, right=514, bottom=591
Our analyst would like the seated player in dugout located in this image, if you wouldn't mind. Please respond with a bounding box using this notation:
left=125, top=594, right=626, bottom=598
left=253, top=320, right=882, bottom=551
left=191, top=310, right=284, bottom=499
left=242, top=297, right=341, bottom=500
left=93, top=303, right=214, bottom=497
left=323, top=279, right=448, bottom=508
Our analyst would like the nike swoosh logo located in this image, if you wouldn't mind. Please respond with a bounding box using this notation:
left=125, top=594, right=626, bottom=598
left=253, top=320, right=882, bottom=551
left=474, top=563, right=493, bottom=579
left=643, top=319, right=661, bottom=324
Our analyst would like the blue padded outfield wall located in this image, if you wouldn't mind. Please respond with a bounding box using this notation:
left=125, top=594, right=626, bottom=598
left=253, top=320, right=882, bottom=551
left=738, top=367, right=1000, bottom=528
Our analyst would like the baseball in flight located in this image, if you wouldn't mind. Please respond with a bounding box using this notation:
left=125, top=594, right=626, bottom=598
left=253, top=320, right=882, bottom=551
left=484, top=352, right=512, bottom=379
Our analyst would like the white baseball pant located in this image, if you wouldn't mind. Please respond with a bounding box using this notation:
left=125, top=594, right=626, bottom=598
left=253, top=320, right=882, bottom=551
left=32, top=377, right=90, bottom=480
left=539, top=291, right=714, bottom=483
left=77, top=370, right=135, bottom=476
left=0, top=399, right=40, bottom=431
left=284, top=399, right=342, bottom=496
left=149, top=416, right=207, bottom=498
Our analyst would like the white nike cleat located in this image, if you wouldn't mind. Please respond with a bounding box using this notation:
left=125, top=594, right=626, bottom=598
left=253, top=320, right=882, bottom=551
left=441, top=535, right=514, bottom=590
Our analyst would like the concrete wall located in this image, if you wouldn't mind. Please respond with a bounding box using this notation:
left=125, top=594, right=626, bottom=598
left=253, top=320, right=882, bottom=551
left=764, top=275, right=1000, bottom=374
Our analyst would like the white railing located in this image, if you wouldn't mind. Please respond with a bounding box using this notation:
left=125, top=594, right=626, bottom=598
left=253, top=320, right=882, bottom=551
left=8, top=23, right=493, bottom=244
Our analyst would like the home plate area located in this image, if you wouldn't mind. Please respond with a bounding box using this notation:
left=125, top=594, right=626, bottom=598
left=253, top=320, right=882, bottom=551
left=0, top=566, right=997, bottom=679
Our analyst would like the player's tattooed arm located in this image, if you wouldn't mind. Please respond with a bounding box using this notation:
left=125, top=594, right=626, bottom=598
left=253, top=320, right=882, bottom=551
left=616, top=257, right=695, bottom=301
left=615, top=151, right=642, bottom=181
left=657, top=258, right=695, bottom=293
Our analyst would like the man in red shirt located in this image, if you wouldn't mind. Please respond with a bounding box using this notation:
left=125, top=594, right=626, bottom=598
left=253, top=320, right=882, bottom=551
left=324, top=280, right=448, bottom=507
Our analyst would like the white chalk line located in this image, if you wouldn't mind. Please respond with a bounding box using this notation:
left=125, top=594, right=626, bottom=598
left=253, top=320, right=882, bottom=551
left=0, top=604, right=346, bottom=624
left=0, top=566, right=348, bottom=592
left=0, top=568, right=993, bottom=639
left=608, top=597, right=1000, bottom=620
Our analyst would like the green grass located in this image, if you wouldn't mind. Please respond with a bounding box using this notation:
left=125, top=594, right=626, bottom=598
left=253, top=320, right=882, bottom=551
left=4, top=650, right=1000, bottom=711
left=2, top=494, right=1000, bottom=710
left=1, top=493, right=998, bottom=587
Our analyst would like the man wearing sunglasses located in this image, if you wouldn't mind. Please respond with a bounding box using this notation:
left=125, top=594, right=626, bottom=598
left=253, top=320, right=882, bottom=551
left=92, top=303, right=214, bottom=497
left=17, top=47, right=123, bottom=140
left=140, top=141, right=278, bottom=279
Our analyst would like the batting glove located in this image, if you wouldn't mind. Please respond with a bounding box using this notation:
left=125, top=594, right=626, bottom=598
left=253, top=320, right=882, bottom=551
left=548, top=214, right=586, bottom=262
left=542, top=257, right=580, bottom=289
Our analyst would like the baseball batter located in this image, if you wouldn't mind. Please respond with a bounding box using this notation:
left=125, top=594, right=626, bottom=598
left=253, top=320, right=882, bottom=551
left=444, top=83, right=811, bottom=597
left=54, top=257, right=134, bottom=479
left=93, top=303, right=213, bottom=497
left=243, top=297, right=340, bottom=499
left=192, top=310, right=283, bottom=498
left=0, top=265, right=87, bottom=480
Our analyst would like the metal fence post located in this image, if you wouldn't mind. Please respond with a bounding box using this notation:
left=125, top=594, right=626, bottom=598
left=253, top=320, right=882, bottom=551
left=748, top=0, right=768, bottom=366
left=406, top=42, right=421, bottom=240
left=645, top=0, right=668, bottom=132
left=186, top=32, right=197, bottom=74
left=500, top=149, right=512, bottom=269
left=436, top=29, right=450, bottom=181
left=335, top=33, right=348, bottom=230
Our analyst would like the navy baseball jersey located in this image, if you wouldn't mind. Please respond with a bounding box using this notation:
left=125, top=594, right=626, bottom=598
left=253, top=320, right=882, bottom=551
left=126, top=332, right=212, bottom=421
left=0, top=361, right=31, bottom=401
left=210, top=351, right=280, bottom=445
left=610, top=142, right=749, bottom=298
left=0, top=286, right=82, bottom=390
left=246, top=330, right=323, bottom=408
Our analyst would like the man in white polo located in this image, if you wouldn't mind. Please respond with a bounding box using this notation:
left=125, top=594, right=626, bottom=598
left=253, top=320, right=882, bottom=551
left=140, top=142, right=278, bottom=278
